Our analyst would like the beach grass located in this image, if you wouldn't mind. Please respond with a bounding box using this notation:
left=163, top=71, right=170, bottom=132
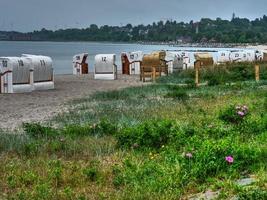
left=0, top=63, right=267, bottom=199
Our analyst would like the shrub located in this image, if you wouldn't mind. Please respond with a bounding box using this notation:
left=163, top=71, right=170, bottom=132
left=83, top=167, right=99, bottom=182
left=231, top=64, right=254, bottom=81
left=207, top=75, right=222, bottom=86
left=112, top=157, right=182, bottom=198
left=94, top=118, right=118, bottom=136
left=112, top=165, right=124, bottom=187
left=47, top=140, right=66, bottom=153
left=157, top=70, right=195, bottom=84
left=165, top=86, right=188, bottom=100
left=83, top=161, right=101, bottom=182
left=238, top=188, right=267, bottom=200
left=63, top=186, right=74, bottom=199
left=16, top=191, right=28, bottom=200
left=178, top=138, right=235, bottom=181
left=184, top=79, right=196, bottom=88
left=180, top=134, right=265, bottom=182
left=219, top=105, right=249, bottom=124
left=20, top=171, right=37, bottom=186
left=48, top=160, right=63, bottom=187
left=23, top=119, right=117, bottom=140
left=116, top=120, right=176, bottom=149
left=34, top=183, right=53, bottom=200
left=23, top=142, right=40, bottom=156
left=7, top=175, right=17, bottom=189
left=62, top=119, right=117, bottom=137
left=236, top=114, right=267, bottom=135
left=23, top=123, right=58, bottom=139
left=264, top=97, right=267, bottom=110
left=202, top=63, right=255, bottom=84
left=62, top=124, right=92, bottom=137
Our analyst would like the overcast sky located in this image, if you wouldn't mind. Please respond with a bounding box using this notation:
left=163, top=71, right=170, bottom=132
left=0, top=0, right=266, bottom=32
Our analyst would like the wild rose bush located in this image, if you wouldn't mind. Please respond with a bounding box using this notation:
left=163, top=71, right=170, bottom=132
left=219, top=105, right=249, bottom=124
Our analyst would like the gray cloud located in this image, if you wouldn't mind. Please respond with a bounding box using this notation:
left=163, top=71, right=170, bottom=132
left=0, top=0, right=266, bottom=32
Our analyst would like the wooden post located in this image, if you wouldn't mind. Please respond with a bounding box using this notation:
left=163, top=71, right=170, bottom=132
left=0, top=75, right=3, bottom=93
left=29, top=69, right=34, bottom=86
left=255, top=65, right=260, bottom=82
left=195, top=61, right=200, bottom=86
left=140, top=65, right=143, bottom=81
left=152, top=66, right=156, bottom=82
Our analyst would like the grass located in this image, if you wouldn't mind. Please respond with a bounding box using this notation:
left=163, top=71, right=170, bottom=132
left=0, top=63, right=267, bottom=199
left=157, top=62, right=267, bottom=85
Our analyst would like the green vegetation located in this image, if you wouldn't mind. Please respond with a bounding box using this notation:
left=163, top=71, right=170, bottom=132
left=0, top=63, right=267, bottom=199
left=2, top=15, right=267, bottom=43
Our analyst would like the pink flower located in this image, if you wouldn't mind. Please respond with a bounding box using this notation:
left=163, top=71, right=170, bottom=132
left=186, top=153, right=193, bottom=158
left=225, top=156, right=234, bottom=164
left=237, top=111, right=245, bottom=117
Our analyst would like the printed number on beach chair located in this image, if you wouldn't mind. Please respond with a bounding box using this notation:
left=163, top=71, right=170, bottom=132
left=102, top=57, right=107, bottom=62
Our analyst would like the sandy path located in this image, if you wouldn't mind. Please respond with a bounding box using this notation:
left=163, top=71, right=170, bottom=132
left=0, top=74, right=145, bottom=130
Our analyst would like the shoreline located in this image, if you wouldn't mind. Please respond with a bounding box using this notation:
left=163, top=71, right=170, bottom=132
left=1, top=40, right=266, bottom=48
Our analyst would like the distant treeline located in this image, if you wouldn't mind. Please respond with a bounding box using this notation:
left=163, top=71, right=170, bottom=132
left=1, top=15, right=267, bottom=43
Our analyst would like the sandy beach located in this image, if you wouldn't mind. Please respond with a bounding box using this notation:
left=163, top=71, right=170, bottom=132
left=0, top=74, right=145, bottom=130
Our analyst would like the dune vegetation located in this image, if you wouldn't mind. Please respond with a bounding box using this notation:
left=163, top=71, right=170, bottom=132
left=0, top=63, right=267, bottom=200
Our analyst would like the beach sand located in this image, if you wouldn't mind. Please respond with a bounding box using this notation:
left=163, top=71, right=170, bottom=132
left=0, top=74, right=145, bottom=130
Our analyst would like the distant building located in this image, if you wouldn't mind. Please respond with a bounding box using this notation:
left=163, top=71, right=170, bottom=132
left=8, top=33, right=32, bottom=41
left=0, top=31, right=8, bottom=40
left=176, top=36, right=192, bottom=43
left=0, top=31, right=32, bottom=41
left=232, top=12, right=236, bottom=21
left=0, top=33, right=8, bottom=40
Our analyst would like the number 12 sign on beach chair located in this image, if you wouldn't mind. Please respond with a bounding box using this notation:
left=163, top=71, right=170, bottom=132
left=94, top=54, right=117, bottom=80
